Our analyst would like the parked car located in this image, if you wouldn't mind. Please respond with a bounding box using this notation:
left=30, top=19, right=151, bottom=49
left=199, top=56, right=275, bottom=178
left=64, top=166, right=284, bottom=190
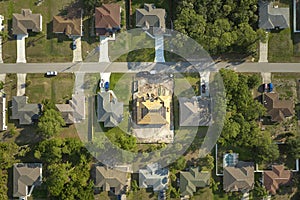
left=104, top=82, right=109, bottom=91
left=71, top=40, right=76, bottom=50
left=46, top=71, right=57, bottom=76
left=201, top=84, right=206, bottom=93
left=268, top=83, right=273, bottom=92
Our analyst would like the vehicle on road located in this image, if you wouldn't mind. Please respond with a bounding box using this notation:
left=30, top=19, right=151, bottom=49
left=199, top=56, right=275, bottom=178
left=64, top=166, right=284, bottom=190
left=46, top=71, right=57, bottom=76
left=104, top=82, right=109, bottom=91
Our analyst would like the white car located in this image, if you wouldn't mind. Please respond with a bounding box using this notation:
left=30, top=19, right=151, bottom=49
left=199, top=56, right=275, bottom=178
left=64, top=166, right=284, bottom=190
left=46, top=71, right=57, bottom=76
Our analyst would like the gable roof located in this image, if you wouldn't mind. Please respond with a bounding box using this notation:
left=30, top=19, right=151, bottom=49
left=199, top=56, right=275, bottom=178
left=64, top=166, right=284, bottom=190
left=263, top=93, right=294, bottom=122
left=136, top=4, right=166, bottom=29
left=263, top=165, right=292, bottom=195
left=53, top=15, right=82, bottom=36
left=179, top=96, right=211, bottom=127
left=139, top=163, right=169, bottom=192
left=95, top=4, right=121, bottom=35
left=11, top=96, right=41, bottom=125
left=12, top=9, right=42, bottom=35
left=180, top=167, right=210, bottom=196
left=97, top=91, right=123, bottom=127
left=56, top=94, right=85, bottom=124
left=95, top=166, right=130, bottom=195
left=258, top=0, right=289, bottom=29
left=13, top=163, right=42, bottom=198
left=223, top=161, right=254, bottom=192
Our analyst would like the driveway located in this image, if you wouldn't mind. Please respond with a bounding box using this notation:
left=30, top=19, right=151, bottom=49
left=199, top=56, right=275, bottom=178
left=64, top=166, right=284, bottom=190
left=17, top=73, right=26, bottom=96
left=16, top=34, right=28, bottom=63
left=100, top=72, right=111, bottom=92
left=72, top=36, right=82, bottom=62
left=154, top=35, right=165, bottom=62
left=0, top=36, right=3, bottom=63
left=99, top=36, right=110, bottom=62
left=261, top=72, right=271, bottom=83
left=259, top=40, right=268, bottom=63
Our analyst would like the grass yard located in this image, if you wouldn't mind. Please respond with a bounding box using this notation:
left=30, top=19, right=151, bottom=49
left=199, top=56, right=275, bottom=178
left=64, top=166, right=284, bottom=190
left=25, top=73, right=75, bottom=104
left=110, top=73, right=135, bottom=105
left=174, top=74, right=200, bottom=98
left=127, top=189, right=157, bottom=200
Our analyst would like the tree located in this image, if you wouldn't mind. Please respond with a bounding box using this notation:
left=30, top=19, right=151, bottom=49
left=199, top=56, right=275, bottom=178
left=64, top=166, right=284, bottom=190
left=252, top=182, right=268, bottom=199
left=286, top=136, right=300, bottom=160
left=0, top=170, right=8, bottom=200
left=38, top=109, right=65, bottom=138
left=247, top=74, right=261, bottom=89
left=173, top=156, right=187, bottom=170
left=0, top=142, right=19, bottom=169
left=82, top=0, right=101, bottom=16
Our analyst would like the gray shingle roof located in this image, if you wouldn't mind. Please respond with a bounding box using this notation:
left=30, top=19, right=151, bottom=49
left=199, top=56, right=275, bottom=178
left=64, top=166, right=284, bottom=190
left=258, top=1, right=289, bottom=29
left=95, top=166, right=130, bottom=195
left=55, top=94, right=85, bottom=124
left=97, top=91, right=123, bottom=127
left=13, top=163, right=42, bottom=198
left=11, top=96, right=41, bottom=125
left=180, top=167, right=210, bottom=197
left=12, top=9, right=42, bottom=35
left=139, top=163, right=169, bottom=192
left=179, top=96, right=211, bottom=127
left=136, top=4, right=166, bottom=29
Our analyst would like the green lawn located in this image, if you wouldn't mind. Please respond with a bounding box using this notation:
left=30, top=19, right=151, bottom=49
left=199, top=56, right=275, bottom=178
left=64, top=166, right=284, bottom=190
left=127, top=189, right=157, bottom=200
left=110, top=73, right=135, bottom=105
left=25, top=73, right=75, bottom=104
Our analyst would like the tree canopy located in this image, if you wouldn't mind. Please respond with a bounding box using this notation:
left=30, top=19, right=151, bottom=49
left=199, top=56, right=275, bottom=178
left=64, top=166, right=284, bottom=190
left=38, top=108, right=65, bottom=138
left=219, top=69, right=279, bottom=164
left=34, top=138, right=94, bottom=199
left=174, top=0, right=260, bottom=55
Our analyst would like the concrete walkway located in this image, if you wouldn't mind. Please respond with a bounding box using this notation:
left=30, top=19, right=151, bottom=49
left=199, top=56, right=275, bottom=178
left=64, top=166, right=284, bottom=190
left=16, top=34, right=28, bottom=63
left=154, top=35, right=165, bottom=62
left=259, top=40, right=268, bottom=63
left=74, top=72, right=85, bottom=94
left=99, top=35, right=115, bottom=62
left=0, top=36, right=3, bottom=63
left=72, top=36, right=82, bottom=62
left=17, top=73, right=26, bottom=96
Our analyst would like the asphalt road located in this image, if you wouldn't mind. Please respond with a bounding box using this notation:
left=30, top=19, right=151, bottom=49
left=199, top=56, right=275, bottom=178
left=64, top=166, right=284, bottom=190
left=1, top=61, right=300, bottom=73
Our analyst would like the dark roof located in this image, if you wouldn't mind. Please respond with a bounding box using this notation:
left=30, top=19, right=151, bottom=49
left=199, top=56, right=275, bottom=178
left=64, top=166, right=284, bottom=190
left=136, top=4, right=166, bottom=29
left=263, top=165, right=292, bottom=195
left=179, top=96, right=211, bottom=127
left=11, top=96, right=41, bottom=125
left=53, top=15, right=82, bottom=36
left=258, top=0, right=289, bottom=29
left=95, top=166, right=130, bottom=195
left=97, top=91, right=123, bottom=127
left=95, top=4, right=121, bottom=35
left=223, top=161, right=254, bottom=192
left=263, top=93, right=294, bottom=122
left=12, top=9, right=42, bottom=35
left=13, top=163, right=42, bottom=197
left=180, top=167, right=210, bottom=196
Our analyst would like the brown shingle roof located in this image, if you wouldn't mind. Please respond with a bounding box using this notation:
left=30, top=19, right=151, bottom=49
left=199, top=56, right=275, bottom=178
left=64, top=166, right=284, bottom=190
left=12, top=9, right=42, bottom=35
left=263, top=165, right=292, bottom=195
left=53, top=15, right=82, bottom=36
left=263, top=93, right=294, bottom=122
left=95, top=4, right=121, bottom=35
left=223, top=161, right=254, bottom=192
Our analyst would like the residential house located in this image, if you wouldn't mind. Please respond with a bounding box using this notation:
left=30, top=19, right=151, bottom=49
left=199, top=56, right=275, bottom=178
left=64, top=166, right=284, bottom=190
left=95, top=4, right=121, bottom=36
left=258, top=0, right=289, bottom=30
left=132, top=72, right=174, bottom=143
left=56, top=94, right=85, bottom=124
left=11, top=96, right=42, bottom=125
left=179, top=167, right=211, bottom=197
left=136, top=4, right=166, bottom=30
left=53, top=10, right=82, bottom=37
left=139, top=163, right=169, bottom=192
left=97, top=91, right=123, bottom=127
left=178, top=96, right=211, bottom=127
left=13, top=163, right=42, bottom=199
left=263, top=165, right=292, bottom=195
left=223, top=161, right=254, bottom=192
left=262, top=92, right=294, bottom=122
left=12, top=9, right=42, bottom=35
left=0, top=94, right=7, bottom=131
left=94, top=165, right=130, bottom=195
